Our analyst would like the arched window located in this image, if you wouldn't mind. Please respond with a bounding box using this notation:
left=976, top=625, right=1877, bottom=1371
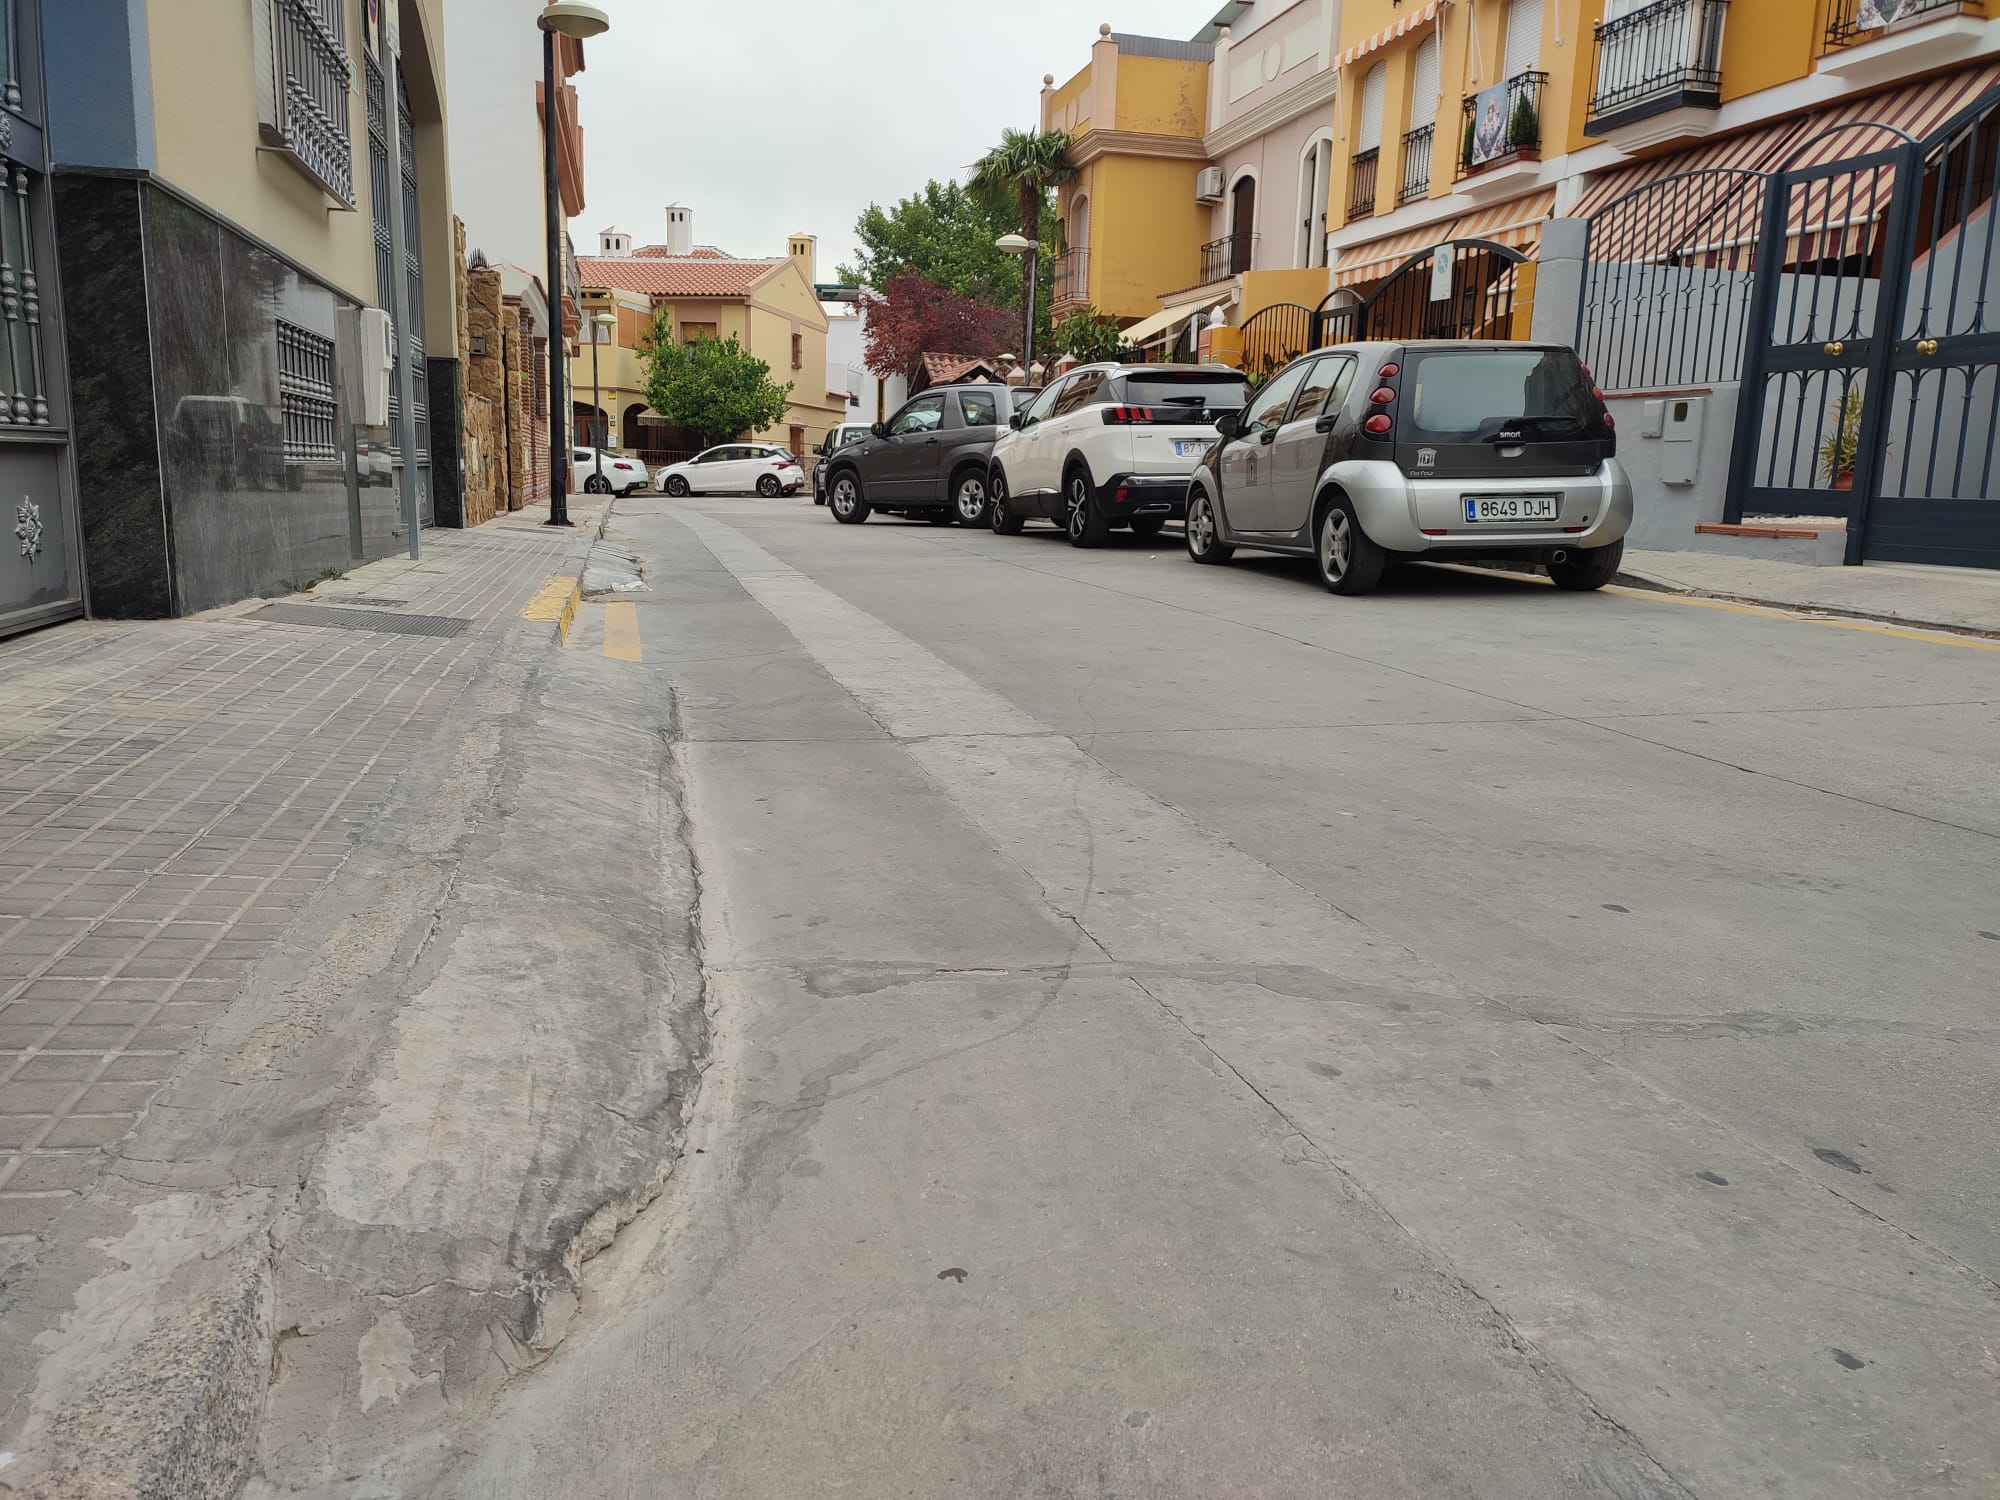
left=1297, top=134, right=1334, bottom=268
left=1229, top=173, right=1257, bottom=275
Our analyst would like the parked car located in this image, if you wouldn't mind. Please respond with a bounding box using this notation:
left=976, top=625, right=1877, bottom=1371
left=570, top=446, right=650, bottom=496
left=823, top=384, right=1025, bottom=526
left=171, top=395, right=294, bottom=491
left=1183, top=341, right=1631, bottom=594
left=812, top=422, right=875, bottom=504
left=985, top=364, right=1251, bottom=546
left=655, top=443, right=803, bottom=497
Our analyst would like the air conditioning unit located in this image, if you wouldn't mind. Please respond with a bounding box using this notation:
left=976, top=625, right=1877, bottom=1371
left=360, top=307, right=393, bottom=428
left=1195, top=167, right=1224, bottom=203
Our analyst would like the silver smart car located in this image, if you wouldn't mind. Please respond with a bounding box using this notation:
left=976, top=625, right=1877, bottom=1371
left=1184, top=341, right=1631, bottom=594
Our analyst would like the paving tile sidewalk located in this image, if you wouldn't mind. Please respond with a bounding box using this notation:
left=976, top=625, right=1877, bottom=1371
left=1621, top=548, right=2000, bottom=635
left=0, top=503, right=603, bottom=1269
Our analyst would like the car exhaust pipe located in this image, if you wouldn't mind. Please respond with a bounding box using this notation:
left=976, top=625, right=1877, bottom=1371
left=1549, top=548, right=1569, bottom=565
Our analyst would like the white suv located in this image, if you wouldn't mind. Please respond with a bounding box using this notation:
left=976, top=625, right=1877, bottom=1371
left=985, top=363, right=1252, bottom=547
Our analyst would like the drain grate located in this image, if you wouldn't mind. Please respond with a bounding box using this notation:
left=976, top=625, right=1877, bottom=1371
left=252, top=603, right=470, bottom=637
left=327, top=596, right=409, bottom=608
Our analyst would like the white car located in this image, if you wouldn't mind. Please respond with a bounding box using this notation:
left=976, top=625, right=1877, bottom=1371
left=570, top=447, right=650, bottom=496
left=985, top=363, right=1252, bottom=546
left=655, top=443, right=804, bottom=497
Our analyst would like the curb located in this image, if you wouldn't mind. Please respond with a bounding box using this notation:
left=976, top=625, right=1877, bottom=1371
left=1612, top=569, right=2000, bottom=641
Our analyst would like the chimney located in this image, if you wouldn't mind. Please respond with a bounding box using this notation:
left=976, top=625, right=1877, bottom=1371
left=665, top=204, right=693, bottom=257
left=788, top=232, right=816, bottom=284
left=598, top=226, right=631, bottom=256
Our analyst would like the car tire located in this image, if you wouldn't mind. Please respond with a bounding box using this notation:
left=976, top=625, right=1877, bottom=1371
left=1186, top=490, right=1234, bottom=564
left=1548, top=539, right=1624, bottom=591
left=756, top=474, right=783, bottom=497
left=828, top=471, right=870, bottom=524
left=1064, top=467, right=1111, bottom=549
left=1316, top=493, right=1386, bottom=596
left=664, top=475, right=690, bottom=497
left=952, top=469, right=990, bottom=527
left=988, top=468, right=1026, bottom=535
left=584, top=474, right=613, bottom=494
left=1128, top=515, right=1167, bottom=539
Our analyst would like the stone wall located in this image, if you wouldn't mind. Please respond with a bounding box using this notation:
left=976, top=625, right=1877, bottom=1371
left=462, top=263, right=507, bottom=526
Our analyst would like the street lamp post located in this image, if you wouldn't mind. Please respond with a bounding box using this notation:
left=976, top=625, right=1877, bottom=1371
left=996, top=233, right=1039, bottom=373
left=590, top=308, right=615, bottom=489
left=539, top=2, right=610, bottom=527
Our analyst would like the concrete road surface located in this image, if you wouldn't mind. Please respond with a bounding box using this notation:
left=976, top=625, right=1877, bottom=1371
left=447, top=496, right=2000, bottom=1499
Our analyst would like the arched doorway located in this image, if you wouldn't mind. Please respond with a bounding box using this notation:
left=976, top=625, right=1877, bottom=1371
left=622, top=404, right=649, bottom=451
left=1229, top=174, right=1257, bottom=275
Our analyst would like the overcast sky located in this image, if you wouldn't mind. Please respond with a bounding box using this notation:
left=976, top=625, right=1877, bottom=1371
left=570, top=1, right=1226, bottom=277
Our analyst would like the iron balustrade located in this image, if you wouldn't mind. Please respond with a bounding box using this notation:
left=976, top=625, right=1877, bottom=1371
left=1399, top=126, right=1434, bottom=203
left=1460, top=71, right=1548, bottom=174
left=1053, top=248, right=1090, bottom=304
left=1588, top=0, right=1727, bottom=126
left=1200, top=232, right=1258, bottom=282
left=263, top=0, right=356, bottom=206
left=1825, top=0, right=1967, bottom=50
left=1348, top=147, right=1380, bottom=221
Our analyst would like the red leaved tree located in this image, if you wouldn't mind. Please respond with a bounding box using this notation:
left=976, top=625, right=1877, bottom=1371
left=861, top=272, right=1016, bottom=387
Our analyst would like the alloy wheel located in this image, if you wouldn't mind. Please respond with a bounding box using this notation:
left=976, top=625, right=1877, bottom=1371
left=1321, top=507, right=1352, bottom=584
left=1067, top=477, right=1087, bottom=539
left=956, top=476, right=987, bottom=523
left=1189, top=495, right=1215, bottom=555
left=831, top=478, right=856, bottom=518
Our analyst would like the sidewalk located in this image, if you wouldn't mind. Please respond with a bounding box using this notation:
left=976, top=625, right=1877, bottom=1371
left=1621, top=548, right=2000, bottom=636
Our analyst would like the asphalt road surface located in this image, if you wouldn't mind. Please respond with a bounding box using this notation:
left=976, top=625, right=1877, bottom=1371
left=451, top=495, right=2000, bottom=1499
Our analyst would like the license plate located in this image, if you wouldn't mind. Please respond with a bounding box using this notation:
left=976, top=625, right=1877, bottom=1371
left=1464, top=494, right=1558, bottom=522
left=1174, top=440, right=1209, bottom=457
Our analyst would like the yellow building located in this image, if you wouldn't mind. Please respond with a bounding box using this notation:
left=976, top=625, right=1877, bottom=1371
left=573, top=215, right=847, bottom=461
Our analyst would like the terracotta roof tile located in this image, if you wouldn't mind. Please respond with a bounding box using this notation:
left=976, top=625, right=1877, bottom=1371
left=921, top=353, right=1001, bottom=384
left=632, top=244, right=732, bottom=259
left=577, top=256, right=786, bottom=298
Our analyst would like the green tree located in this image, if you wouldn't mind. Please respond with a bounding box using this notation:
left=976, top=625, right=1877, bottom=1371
left=1050, top=307, right=1128, bottom=365
left=640, top=325, right=791, bottom=448
left=836, top=180, right=1019, bottom=302
left=968, top=128, right=1077, bottom=327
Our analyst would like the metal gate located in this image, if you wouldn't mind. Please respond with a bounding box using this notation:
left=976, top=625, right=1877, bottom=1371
left=1311, top=238, right=1528, bottom=347
left=0, top=0, right=80, bottom=636
left=1238, top=302, right=1314, bottom=380
left=1728, top=86, right=2000, bottom=566
left=366, top=51, right=431, bottom=525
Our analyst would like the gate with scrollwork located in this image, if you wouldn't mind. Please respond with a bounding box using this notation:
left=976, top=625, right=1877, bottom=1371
left=0, top=0, right=81, bottom=636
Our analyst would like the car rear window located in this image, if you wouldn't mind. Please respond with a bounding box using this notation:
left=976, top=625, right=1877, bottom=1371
left=1404, top=349, right=1601, bottom=443
left=1118, top=373, right=1251, bottom=412
left=959, top=390, right=999, bottom=427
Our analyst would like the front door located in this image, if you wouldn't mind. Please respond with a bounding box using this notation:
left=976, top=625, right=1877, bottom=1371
left=1227, top=360, right=1312, bottom=531
left=1269, top=356, right=1354, bottom=533
left=0, top=0, right=82, bottom=637
left=879, top=394, right=946, bottom=499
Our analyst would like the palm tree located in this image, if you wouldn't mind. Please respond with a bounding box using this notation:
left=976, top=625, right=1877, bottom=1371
left=969, top=127, right=1076, bottom=315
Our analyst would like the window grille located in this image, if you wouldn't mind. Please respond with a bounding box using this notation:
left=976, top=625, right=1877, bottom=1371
left=277, top=320, right=339, bottom=464
left=255, top=0, right=356, bottom=207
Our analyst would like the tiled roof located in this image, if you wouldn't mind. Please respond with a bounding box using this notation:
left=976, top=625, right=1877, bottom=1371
left=632, top=244, right=731, bottom=259
left=922, top=353, right=1002, bottom=384
left=576, top=256, right=786, bottom=298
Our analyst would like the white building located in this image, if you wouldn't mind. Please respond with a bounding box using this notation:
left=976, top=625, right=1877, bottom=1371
left=821, top=288, right=907, bottom=426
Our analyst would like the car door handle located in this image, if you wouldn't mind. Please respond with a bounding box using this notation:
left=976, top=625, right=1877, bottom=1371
left=924, top=436, right=938, bottom=445
left=1257, top=430, right=1276, bottom=445
left=1314, top=414, right=1338, bottom=433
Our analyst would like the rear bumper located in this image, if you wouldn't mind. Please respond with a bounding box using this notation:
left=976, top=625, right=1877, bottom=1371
left=1336, top=459, right=1633, bottom=554
left=1101, top=473, right=1189, bottom=521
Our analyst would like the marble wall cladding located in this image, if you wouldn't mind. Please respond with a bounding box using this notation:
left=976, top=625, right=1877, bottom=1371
left=51, top=174, right=174, bottom=618
left=427, top=356, right=466, bottom=527
left=135, top=186, right=418, bottom=612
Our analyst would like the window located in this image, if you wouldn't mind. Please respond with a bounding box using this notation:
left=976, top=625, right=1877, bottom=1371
left=1052, top=371, right=1104, bottom=416
left=791, top=332, right=803, bottom=370
left=888, top=395, right=946, bottom=436
left=958, top=390, right=1000, bottom=427
left=1244, top=361, right=1311, bottom=433
left=1291, top=357, right=1356, bottom=423
left=681, top=322, right=718, bottom=342
left=1117, top=372, right=1251, bottom=411
left=1505, top=0, right=1544, bottom=79
left=1411, top=32, right=1441, bottom=123
left=1358, top=62, right=1387, bottom=151
left=1296, top=137, right=1334, bottom=268
left=1404, top=348, right=1600, bottom=442
left=276, top=320, right=338, bottom=464
left=592, top=319, right=614, bottom=344
left=253, top=0, right=356, bottom=206
left=1020, top=379, right=1067, bottom=427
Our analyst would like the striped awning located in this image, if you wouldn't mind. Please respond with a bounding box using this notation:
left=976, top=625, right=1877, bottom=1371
left=1336, top=0, right=1450, bottom=71
left=1572, top=63, right=2000, bottom=264
left=1329, top=189, right=1556, bottom=288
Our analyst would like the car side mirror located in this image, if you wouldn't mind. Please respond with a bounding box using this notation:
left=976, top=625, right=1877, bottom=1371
left=871, top=421, right=889, bottom=438
left=1008, top=412, right=1025, bottom=430
left=811, top=443, right=825, bottom=455
left=1213, top=411, right=1242, bottom=439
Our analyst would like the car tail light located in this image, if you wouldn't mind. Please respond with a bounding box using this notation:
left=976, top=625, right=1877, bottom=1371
left=1363, top=414, right=1393, bottom=436
left=1369, top=387, right=1396, bottom=405
left=1101, top=405, right=1155, bottom=424
left=1602, top=413, right=1616, bottom=431
left=1579, top=362, right=1592, bottom=379
left=1376, top=362, right=1400, bottom=378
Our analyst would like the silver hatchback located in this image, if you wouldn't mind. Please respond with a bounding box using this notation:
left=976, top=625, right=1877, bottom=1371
left=1185, top=341, right=1631, bottom=594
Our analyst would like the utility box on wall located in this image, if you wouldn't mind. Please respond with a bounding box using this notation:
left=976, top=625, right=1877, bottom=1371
left=1660, top=396, right=1705, bottom=486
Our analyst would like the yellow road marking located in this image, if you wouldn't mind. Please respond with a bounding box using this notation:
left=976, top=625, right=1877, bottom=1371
left=603, top=601, right=642, bottom=662
left=521, top=575, right=582, bottom=644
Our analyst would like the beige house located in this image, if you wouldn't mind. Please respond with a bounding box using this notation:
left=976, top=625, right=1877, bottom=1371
left=573, top=211, right=847, bottom=461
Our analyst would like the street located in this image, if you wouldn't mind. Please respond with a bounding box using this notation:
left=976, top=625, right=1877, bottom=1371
left=440, top=494, right=1999, bottom=1498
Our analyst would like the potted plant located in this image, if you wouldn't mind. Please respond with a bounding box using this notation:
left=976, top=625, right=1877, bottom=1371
left=1508, top=93, right=1541, bottom=160
left=1818, top=387, right=1864, bottom=490
left=1461, top=115, right=1478, bottom=172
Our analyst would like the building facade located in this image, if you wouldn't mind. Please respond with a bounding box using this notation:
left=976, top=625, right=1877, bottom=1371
left=38, top=0, right=457, bottom=620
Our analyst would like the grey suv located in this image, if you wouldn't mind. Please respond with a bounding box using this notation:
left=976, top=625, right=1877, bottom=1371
left=1185, top=341, right=1631, bottom=594
left=823, top=384, right=1024, bottom=527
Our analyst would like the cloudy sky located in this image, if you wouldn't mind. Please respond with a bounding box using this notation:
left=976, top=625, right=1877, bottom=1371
left=571, top=1, right=1226, bottom=276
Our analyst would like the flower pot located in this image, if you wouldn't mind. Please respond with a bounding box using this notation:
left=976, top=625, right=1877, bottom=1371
left=1832, top=471, right=1854, bottom=492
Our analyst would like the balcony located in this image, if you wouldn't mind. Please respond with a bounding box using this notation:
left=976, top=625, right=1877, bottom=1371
left=1052, top=248, right=1090, bottom=309
left=1587, top=0, right=1727, bottom=141
left=1399, top=126, right=1434, bottom=204
left=1200, top=232, right=1257, bottom=283
left=1819, top=0, right=1985, bottom=84
left=1458, top=71, right=1547, bottom=197
left=1347, top=148, right=1380, bottom=223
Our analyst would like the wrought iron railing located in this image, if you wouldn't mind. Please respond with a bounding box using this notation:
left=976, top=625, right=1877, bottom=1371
left=1589, top=0, right=1727, bottom=124
left=1200, top=232, right=1257, bottom=282
left=1053, top=248, right=1090, bottom=304
left=1399, top=127, right=1434, bottom=203
left=1460, top=71, right=1548, bottom=175
left=1825, top=0, right=1967, bottom=50
left=1348, top=147, right=1380, bottom=221
left=260, top=0, right=356, bottom=206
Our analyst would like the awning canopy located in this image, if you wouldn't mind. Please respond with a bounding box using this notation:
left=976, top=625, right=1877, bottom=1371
left=1121, top=304, right=1199, bottom=347
left=1571, top=63, right=2000, bottom=264
left=1329, top=188, right=1555, bottom=288
left=1336, top=0, right=1450, bottom=71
